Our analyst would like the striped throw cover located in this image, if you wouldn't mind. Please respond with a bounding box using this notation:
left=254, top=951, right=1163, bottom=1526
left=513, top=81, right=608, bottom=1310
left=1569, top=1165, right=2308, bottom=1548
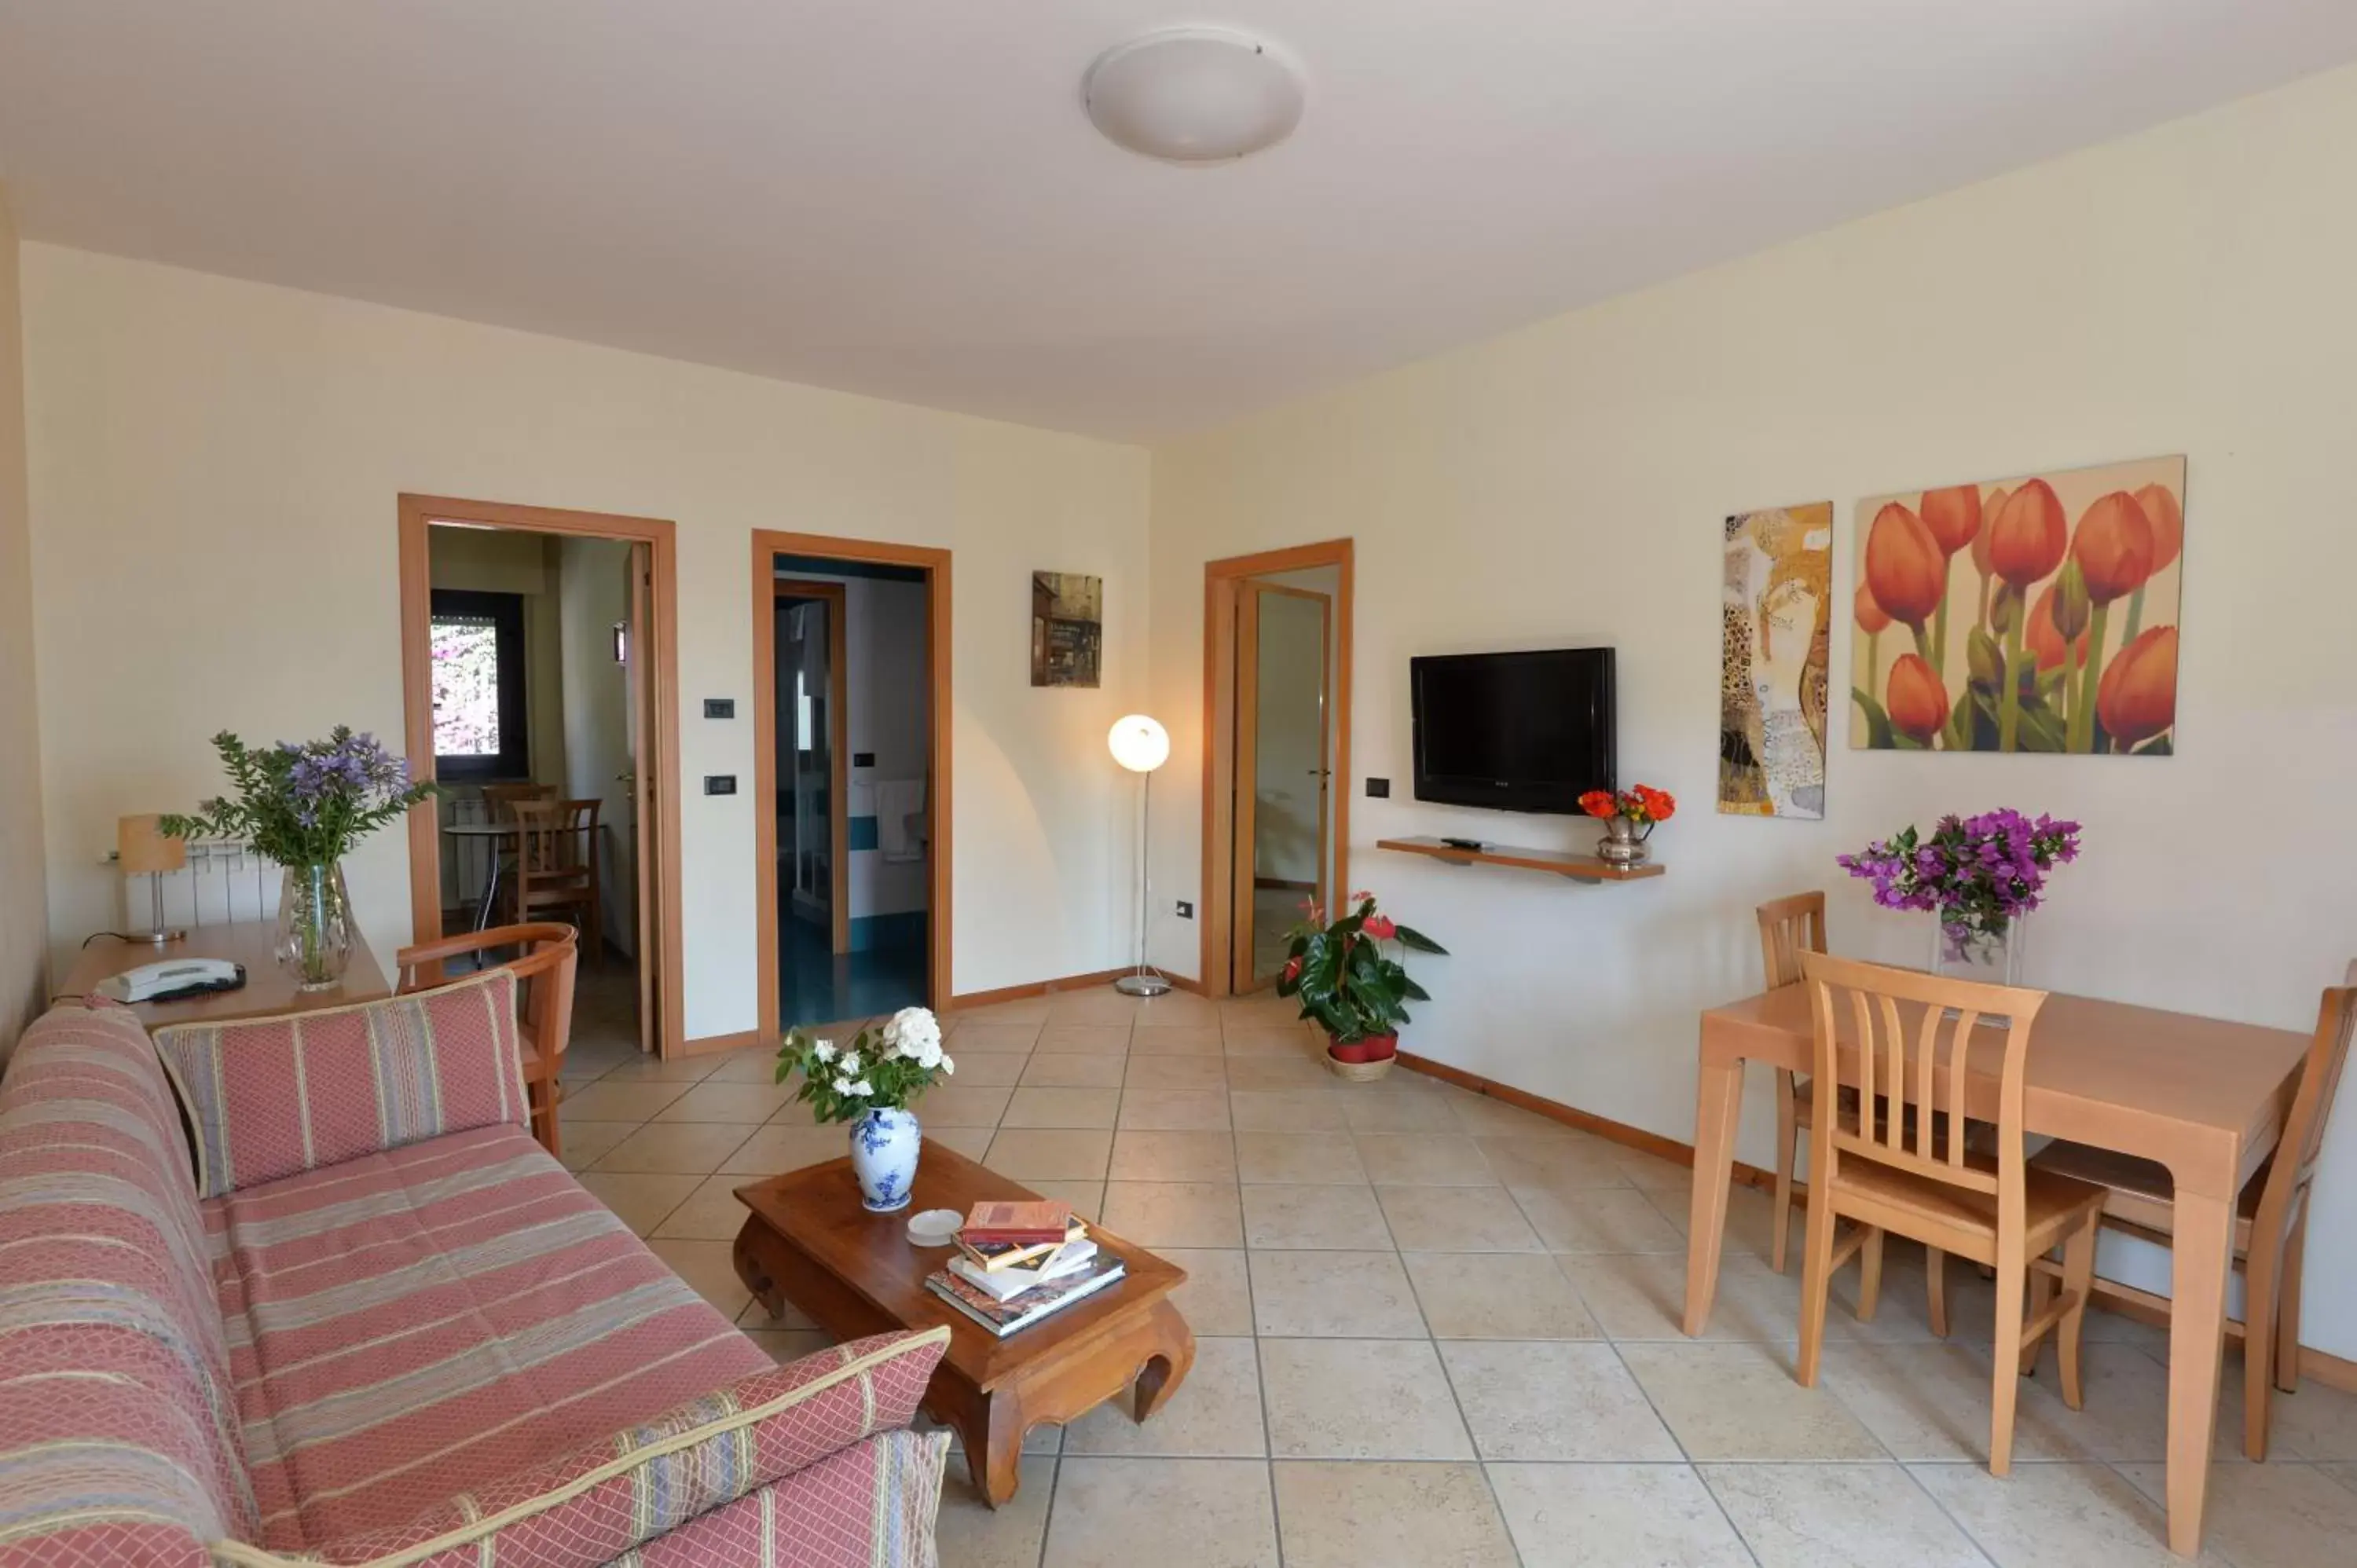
left=0, top=1002, right=258, bottom=1568
left=213, top=1330, right=951, bottom=1566
left=206, top=1123, right=780, bottom=1553
left=152, top=969, right=529, bottom=1199
left=629, top=1429, right=950, bottom=1568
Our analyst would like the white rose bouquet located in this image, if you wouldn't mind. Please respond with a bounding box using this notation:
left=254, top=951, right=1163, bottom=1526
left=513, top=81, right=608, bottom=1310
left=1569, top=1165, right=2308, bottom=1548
left=775, top=1006, right=955, bottom=1123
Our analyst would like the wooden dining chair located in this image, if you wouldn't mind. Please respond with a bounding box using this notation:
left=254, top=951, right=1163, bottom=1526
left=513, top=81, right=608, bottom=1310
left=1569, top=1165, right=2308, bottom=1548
left=2026, top=967, right=2355, bottom=1460
left=1794, top=951, right=2107, bottom=1475
left=510, top=798, right=602, bottom=957
left=395, top=922, right=579, bottom=1158
left=1756, top=892, right=1827, bottom=1276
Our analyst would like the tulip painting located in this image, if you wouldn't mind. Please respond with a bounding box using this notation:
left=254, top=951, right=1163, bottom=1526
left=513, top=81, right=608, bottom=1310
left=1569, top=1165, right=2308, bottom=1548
left=1849, top=456, right=2183, bottom=755
left=1722, top=503, right=1832, bottom=817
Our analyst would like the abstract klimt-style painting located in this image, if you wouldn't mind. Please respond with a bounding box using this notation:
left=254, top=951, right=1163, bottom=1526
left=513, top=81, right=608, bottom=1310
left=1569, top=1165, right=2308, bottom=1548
left=1721, top=502, right=1833, bottom=818
left=1849, top=456, right=2183, bottom=755
left=1030, top=571, right=1103, bottom=688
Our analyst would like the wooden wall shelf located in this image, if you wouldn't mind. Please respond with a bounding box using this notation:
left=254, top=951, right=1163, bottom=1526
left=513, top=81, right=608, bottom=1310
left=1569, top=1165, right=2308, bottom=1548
left=1376, top=835, right=1666, bottom=884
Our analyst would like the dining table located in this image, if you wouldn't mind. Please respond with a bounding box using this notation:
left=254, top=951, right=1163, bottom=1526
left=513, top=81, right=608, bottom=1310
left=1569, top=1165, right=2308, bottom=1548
left=1687, top=980, right=2311, bottom=1558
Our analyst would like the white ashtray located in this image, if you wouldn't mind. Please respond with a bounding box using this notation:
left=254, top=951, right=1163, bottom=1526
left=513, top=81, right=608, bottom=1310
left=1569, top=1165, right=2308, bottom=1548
left=905, top=1208, right=962, bottom=1247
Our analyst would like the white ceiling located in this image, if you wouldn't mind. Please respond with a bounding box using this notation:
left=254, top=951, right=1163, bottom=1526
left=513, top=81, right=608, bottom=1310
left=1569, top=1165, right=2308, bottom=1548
left=4, top=2, right=2354, bottom=441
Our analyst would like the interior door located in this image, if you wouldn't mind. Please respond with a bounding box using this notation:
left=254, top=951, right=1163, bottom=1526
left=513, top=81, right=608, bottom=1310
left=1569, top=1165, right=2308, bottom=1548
left=625, top=544, right=662, bottom=1055
left=1231, top=581, right=1334, bottom=991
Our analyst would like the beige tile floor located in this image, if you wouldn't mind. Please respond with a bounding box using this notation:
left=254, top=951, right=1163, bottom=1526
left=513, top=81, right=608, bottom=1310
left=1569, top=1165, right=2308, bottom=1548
left=555, top=986, right=2357, bottom=1568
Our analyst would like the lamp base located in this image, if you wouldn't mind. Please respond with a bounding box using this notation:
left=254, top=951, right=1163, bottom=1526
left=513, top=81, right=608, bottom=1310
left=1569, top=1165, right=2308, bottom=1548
left=1113, top=973, right=1172, bottom=998
left=141, top=928, right=188, bottom=946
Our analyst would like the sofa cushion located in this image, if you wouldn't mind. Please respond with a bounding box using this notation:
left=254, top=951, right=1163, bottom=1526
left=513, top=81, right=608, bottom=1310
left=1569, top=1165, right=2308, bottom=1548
left=621, top=1428, right=948, bottom=1568
left=0, top=1002, right=256, bottom=1565
left=154, top=968, right=529, bottom=1198
left=208, top=1123, right=771, bottom=1552
left=211, top=1332, right=951, bottom=1567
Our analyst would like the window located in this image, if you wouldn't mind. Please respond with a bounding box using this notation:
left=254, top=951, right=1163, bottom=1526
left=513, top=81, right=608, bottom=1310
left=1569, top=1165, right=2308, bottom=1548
left=431, top=588, right=529, bottom=781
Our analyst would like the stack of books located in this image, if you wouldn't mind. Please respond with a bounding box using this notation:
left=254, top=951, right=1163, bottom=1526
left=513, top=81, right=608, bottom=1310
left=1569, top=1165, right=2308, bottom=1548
left=923, top=1200, right=1127, bottom=1338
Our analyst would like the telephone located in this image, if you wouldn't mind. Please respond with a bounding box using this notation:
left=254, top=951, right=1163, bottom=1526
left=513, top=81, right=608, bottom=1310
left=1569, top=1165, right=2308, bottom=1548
left=95, top=958, right=246, bottom=1005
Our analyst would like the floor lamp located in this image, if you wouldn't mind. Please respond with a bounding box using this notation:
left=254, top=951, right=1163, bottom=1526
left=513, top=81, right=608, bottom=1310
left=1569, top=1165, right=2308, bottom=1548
left=1108, top=714, right=1171, bottom=997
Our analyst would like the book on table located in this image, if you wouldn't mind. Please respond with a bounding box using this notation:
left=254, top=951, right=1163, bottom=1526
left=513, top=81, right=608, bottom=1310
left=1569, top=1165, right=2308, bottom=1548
left=959, top=1217, right=1087, bottom=1273
left=925, top=1250, right=1127, bottom=1338
left=959, top=1199, right=1075, bottom=1246
left=948, top=1238, right=1100, bottom=1302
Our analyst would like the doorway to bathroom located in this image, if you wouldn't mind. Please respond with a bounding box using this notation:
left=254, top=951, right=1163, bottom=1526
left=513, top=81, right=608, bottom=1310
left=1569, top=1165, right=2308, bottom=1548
left=751, top=531, right=951, bottom=1039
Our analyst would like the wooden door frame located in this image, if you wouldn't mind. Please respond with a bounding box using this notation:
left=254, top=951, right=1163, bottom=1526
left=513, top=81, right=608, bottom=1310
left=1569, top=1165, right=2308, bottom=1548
left=1229, top=581, right=1333, bottom=991
left=398, top=493, right=687, bottom=1057
left=771, top=579, right=852, bottom=954
left=1201, top=540, right=1354, bottom=998
left=751, top=530, right=953, bottom=1044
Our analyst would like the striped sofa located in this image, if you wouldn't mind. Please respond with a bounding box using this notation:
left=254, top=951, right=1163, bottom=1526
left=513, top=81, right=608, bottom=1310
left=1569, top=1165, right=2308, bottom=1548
left=0, top=996, right=949, bottom=1567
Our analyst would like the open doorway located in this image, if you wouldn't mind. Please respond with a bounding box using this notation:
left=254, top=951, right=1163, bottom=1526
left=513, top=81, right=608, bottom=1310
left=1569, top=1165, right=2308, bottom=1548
left=752, top=531, right=951, bottom=1041
left=1201, top=540, right=1354, bottom=998
left=398, top=496, right=685, bottom=1056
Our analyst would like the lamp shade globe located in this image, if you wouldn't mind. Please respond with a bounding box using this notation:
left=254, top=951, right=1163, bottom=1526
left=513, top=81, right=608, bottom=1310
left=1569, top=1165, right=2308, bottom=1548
left=1108, top=715, right=1170, bottom=773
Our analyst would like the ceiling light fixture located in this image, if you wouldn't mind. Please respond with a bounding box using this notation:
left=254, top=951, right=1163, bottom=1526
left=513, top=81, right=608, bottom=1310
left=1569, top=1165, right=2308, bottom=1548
left=1083, top=27, right=1305, bottom=164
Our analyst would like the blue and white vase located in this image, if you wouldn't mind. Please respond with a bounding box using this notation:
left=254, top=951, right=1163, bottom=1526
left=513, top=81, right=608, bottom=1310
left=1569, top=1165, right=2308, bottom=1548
left=849, top=1107, right=921, bottom=1213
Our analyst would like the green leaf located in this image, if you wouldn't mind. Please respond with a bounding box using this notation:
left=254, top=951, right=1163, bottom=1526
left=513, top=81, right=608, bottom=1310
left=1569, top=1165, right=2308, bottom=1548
left=1398, top=977, right=1431, bottom=1002
left=2133, top=734, right=2173, bottom=756
left=1391, top=925, right=1446, bottom=954
left=1852, top=687, right=1895, bottom=749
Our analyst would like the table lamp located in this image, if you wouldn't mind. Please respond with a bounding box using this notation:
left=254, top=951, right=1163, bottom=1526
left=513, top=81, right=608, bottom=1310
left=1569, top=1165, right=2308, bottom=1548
left=117, top=814, right=188, bottom=945
left=1107, top=714, right=1172, bottom=998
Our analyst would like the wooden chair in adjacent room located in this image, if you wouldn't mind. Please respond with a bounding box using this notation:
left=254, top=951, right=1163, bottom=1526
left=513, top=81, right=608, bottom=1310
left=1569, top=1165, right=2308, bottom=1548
left=2027, top=967, right=2354, bottom=1460
left=1793, top=952, right=2107, bottom=1475
left=510, top=797, right=603, bottom=958
left=396, top=922, right=579, bottom=1158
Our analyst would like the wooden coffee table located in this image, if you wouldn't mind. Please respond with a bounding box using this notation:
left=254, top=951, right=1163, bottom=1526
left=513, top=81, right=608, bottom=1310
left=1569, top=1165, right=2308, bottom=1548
left=732, top=1139, right=1193, bottom=1506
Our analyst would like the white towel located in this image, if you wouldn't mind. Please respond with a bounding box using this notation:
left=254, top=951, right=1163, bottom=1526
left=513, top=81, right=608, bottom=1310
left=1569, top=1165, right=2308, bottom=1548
left=877, top=779, right=926, bottom=863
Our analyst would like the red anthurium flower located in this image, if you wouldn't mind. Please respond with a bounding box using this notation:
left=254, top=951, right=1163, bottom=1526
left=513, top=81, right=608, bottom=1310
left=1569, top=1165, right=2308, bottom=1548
left=1281, top=956, right=1302, bottom=984
left=1362, top=914, right=1397, bottom=940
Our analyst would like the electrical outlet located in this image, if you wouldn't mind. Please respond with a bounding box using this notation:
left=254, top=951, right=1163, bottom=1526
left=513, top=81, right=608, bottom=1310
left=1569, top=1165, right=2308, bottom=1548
left=1365, top=777, right=1391, bottom=798
left=1175, top=900, right=1194, bottom=919
left=703, top=698, right=735, bottom=720
left=703, top=775, right=738, bottom=795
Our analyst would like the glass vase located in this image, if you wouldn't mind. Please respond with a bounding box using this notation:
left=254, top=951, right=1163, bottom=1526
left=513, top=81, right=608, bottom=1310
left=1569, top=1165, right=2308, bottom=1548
left=277, top=861, right=354, bottom=991
left=1930, top=910, right=2025, bottom=989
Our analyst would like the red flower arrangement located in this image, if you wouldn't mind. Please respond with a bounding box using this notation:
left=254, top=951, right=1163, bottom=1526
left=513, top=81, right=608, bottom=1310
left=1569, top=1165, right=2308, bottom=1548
left=1578, top=785, right=1677, bottom=826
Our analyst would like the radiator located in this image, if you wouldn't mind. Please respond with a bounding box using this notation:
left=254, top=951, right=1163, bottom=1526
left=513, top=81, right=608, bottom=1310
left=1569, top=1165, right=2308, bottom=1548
left=115, top=838, right=283, bottom=930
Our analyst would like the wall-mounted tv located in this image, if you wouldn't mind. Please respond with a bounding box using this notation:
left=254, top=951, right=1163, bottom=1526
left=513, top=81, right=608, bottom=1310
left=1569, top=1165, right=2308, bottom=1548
left=1409, top=647, right=1615, bottom=815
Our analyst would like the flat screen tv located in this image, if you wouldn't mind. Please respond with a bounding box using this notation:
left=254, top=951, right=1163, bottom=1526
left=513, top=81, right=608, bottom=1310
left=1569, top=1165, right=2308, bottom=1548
left=1410, top=647, right=1615, bottom=815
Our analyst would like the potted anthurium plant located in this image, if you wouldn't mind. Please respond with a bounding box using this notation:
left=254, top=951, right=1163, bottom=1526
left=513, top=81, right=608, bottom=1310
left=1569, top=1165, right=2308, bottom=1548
left=1277, top=893, right=1446, bottom=1080
left=775, top=1007, right=953, bottom=1211
left=161, top=728, right=436, bottom=990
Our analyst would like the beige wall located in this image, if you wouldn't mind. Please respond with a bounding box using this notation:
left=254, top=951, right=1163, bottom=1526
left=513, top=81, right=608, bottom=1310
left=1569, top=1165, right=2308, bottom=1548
left=20, top=247, right=1151, bottom=1033
left=557, top=535, right=637, bottom=956
left=0, top=185, right=47, bottom=1055
left=1150, top=64, right=2357, bottom=1355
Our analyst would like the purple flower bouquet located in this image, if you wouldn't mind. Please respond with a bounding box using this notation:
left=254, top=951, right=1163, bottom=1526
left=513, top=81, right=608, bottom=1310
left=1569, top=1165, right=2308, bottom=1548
left=160, top=728, right=437, bottom=988
left=1838, top=809, right=2081, bottom=973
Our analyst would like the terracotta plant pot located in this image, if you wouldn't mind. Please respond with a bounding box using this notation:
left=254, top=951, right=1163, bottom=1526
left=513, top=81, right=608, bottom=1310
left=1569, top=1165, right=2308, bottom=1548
left=1325, top=1032, right=1398, bottom=1065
